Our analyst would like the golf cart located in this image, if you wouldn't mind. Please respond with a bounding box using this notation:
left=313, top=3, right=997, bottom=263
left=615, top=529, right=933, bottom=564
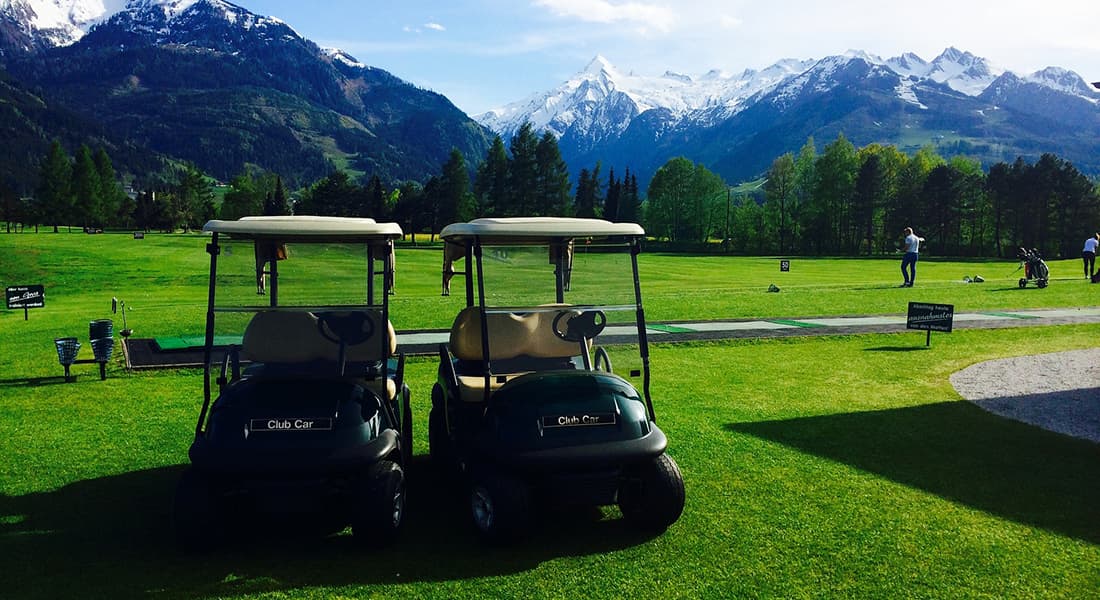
left=173, top=216, right=411, bottom=550
left=430, top=217, right=685, bottom=542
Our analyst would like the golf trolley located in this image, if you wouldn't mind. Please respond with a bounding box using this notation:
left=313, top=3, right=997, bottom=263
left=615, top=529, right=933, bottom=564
left=430, top=217, right=685, bottom=543
left=1016, top=247, right=1050, bottom=288
left=174, top=216, right=411, bottom=550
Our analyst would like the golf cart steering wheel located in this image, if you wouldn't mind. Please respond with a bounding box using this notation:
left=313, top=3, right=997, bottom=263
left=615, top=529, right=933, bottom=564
left=316, top=311, right=376, bottom=347
left=552, top=309, right=607, bottom=343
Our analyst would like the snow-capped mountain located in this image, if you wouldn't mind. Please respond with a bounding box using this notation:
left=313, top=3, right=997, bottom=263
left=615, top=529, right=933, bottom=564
left=0, top=0, right=125, bottom=51
left=479, top=54, right=814, bottom=145
left=0, top=0, right=491, bottom=189
left=479, top=48, right=1100, bottom=187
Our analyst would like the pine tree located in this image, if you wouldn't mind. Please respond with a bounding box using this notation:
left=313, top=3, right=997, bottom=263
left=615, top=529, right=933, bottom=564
left=440, top=148, right=474, bottom=225
left=71, top=145, right=102, bottom=228
left=474, top=135, right=509, bottom=217
left=93, top=148, right=126, bottom=228
left=535, top=131, right=571, bottom=216
left=36, top=140, right=73, bottom=232
left=508, top=122, right=539, bottom=216
left=604, top=168, right=620, bottom=221
left=269, top=176, right=290, bottom=216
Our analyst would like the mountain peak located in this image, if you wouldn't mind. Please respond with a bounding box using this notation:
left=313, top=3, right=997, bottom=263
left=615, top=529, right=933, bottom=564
left=583, top=54, right=616, bottom=75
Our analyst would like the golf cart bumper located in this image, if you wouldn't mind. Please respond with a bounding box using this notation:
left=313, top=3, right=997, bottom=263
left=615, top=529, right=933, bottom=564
left=485, top=426, right=667, bottom=470
left=189, top=429, right=400, bottom=477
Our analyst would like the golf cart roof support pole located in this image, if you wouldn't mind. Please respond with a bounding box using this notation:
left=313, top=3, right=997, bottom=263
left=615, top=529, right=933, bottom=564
left=464, top=245, right=475, bottom=307
left=380, top=240, right=390, bottom=386
left=198, top=232, right=221, bottom=437
left=630, top=239, right=656, bottom=422
left=473, top=239, right=493, bottom=403
left=269, top=251, right=279, bottom=307
left=367, top=243, right=376, bottom=306
left=553, top=239, right=566, bottom=304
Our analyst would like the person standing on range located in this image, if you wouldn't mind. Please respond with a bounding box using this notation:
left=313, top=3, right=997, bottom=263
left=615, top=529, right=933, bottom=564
left=1082, top=233, right=1098, bottom=280
left=900, top=227, right=924, bottom=288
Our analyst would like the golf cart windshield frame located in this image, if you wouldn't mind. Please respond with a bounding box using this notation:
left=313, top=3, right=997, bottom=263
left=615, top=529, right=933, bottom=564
left=440, top=218, right=656, bottom=420
left=197, top=216, right=403, bottom=437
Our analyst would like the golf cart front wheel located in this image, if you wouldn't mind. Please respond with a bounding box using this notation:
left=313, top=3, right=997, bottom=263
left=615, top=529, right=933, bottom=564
left=618, top=453, right=686, bottom=533
left=1037, top=278, right=1048, bottom=289
left=352, top=460, right=406, bottom=545
left=470, top=472, right=530, bottom=544
left=1018, top=278, right=1028, bottom=288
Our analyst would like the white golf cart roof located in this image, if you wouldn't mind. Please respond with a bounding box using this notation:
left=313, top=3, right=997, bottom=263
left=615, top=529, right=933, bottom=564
left=440, top=217, right=643, bottom=244
left=203, top=216, right=403, bottom=241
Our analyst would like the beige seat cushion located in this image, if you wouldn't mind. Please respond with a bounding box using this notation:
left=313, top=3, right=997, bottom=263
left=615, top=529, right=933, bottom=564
left=241, top=310, right=398, bottom=399
left=449, top=306, right=589, bottom=402
left=449, top=306, right=583, bottom=361
left=242, top=310, right=396, bottom=363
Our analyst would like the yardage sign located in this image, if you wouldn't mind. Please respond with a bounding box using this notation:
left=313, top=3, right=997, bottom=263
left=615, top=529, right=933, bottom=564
left=6, top=285, right=45, bottom=310
left=906, top=302, right=954, bottom=333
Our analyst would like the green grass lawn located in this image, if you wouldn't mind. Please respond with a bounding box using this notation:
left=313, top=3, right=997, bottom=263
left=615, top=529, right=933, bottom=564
left=1, top=231, right=1098, bottom=598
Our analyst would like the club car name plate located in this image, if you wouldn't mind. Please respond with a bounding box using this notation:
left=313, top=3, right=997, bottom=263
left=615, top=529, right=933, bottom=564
left=541, top=413, right=617, bottom=429
left=251, top=418, right=333, bottom=432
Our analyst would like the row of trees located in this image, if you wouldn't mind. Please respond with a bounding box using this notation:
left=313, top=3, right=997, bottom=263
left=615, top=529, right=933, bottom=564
left=0, top=140, right=228, bottom=233
left=8, top=129, right=1099, bottom=260
left=736, top=135, right=1100, bottom=257
left=640, top=134, right=1099, bottom=258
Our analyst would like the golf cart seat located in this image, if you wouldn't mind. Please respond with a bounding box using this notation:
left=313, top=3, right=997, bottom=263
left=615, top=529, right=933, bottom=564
left=448, top=305, right=585, bottom=403
left=241, top=310, right=398, bottom=399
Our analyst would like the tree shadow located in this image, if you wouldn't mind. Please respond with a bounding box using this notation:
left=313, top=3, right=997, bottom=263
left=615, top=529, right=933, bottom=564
left=0, top=376, right=75, bottom=387
left=726, top=401, right=1100, bottom=544
left=0, top=456, right=657, bottom=599
left=863, top=346, right=931, bottom=352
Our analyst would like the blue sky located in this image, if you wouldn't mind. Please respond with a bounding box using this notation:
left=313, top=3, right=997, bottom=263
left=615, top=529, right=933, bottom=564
left=237, top=0, right=1099, bottom=116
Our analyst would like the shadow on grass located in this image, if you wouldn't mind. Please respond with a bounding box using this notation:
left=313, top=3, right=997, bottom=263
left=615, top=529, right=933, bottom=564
left=0, top=456, right=657, bottom=599
left=727, top=401, right=1100, bottom=544
left=863, top=346, right=931, bottom=352
left=0, top=376, right=80, bottom=387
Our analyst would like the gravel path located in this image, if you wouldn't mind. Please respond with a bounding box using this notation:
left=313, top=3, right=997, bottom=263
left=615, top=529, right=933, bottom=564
left=950, top=348, right=1100, bottom=443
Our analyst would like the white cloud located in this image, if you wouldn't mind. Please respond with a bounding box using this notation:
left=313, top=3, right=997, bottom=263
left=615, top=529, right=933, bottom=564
left=424, top=22, right=446, bottom=31
left=718, top=14, right=742, bottom=29
left=533, top=0, right=677, bottom=33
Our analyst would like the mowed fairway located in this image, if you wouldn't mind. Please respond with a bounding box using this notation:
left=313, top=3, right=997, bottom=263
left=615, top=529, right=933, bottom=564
left=1, top=231, right=1098, bottom=599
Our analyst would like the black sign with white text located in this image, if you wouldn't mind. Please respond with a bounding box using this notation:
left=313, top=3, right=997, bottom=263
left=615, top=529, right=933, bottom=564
left=6, top=285, right=45, bottom=310
left=906, top=302, right=954, bottom=333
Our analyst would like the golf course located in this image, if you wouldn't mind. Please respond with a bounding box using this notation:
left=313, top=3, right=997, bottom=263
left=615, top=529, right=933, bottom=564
left=2, top=230, right=1098, bottom=599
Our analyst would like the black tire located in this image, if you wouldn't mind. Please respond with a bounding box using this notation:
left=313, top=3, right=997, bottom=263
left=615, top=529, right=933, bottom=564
left=1018, top=278, right=1027, bottom=288
left=618, top=453, right=686, bottom=533
left=172, top=468, right=219, bottom=552
left=469, top=471, right=530, bottom=544
left=428, top=403, right=455, bottom=472
left=1037, top=278, right=1048, bottom=289
left=352, top=460, right=405, bottom=545
left=400, top=386, right=413, bottom=466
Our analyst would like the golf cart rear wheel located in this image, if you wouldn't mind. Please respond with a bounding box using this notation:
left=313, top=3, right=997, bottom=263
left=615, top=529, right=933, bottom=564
left=429, top=402, right=455, bottom=472
left=618, top=453, right=685, bottom=533
left=352, top=460, right=405, bottom=545
left=1018, top=278, right=1027, bottom=288
left=173, top=468, right=220, bottom=551
left=1037, top=278, right=1048, bottom=289
left=470, top=472, right=530, bottom=544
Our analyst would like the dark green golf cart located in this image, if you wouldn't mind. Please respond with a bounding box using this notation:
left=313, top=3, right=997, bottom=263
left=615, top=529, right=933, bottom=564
left=430, top=217, right=685, bottom=542
left=174, top=216, right=411, bottom=550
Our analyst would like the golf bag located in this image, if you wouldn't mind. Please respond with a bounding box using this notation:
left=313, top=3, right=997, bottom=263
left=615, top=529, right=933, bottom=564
left=1016, top=247, right=1049, bottom=288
